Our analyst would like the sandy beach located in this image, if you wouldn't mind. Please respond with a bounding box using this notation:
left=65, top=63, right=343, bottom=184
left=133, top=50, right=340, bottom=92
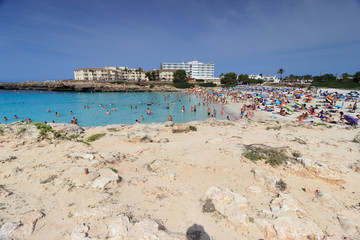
left=0, top=114, right=359, bottom=239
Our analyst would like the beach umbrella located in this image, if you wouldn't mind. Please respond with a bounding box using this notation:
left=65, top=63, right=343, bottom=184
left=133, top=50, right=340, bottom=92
left=344, top=115, right=358, bottom=125
left=295, top=102, right=302, bottom=106
left=255, top=96, right=262, bottom=98
left=284, top=105, right=294, bottom=112
left=334, top=105, right=343, bottom=109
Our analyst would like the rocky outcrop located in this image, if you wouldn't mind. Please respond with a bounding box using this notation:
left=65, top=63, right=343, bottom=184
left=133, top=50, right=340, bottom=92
left=0, top=81, right=179, bottom=92
left=201, top=187, right=249, bottom=231
left=172, top=123, right=190, bottom=133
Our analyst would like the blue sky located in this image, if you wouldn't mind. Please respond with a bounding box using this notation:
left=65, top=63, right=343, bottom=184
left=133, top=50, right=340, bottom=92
left=1, top=0, right=360, bottom=82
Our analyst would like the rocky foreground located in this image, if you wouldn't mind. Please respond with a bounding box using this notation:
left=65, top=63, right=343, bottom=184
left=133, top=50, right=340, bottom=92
left=0, top=81, right=177, bottom=92
left=0, top=119, right=359, bottom=240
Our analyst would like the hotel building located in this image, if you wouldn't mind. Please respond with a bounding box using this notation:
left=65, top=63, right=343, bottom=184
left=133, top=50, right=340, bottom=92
left=160, top=60, right=214, bottom=79
left=74, top=67, right=146, bottom=81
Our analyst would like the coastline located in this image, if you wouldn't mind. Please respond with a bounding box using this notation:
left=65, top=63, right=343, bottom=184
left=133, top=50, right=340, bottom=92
left=0, top=80, right=179, bottom=92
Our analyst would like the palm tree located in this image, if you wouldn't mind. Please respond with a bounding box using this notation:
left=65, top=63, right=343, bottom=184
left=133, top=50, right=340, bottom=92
left=277, top=68, right=284, bottom=81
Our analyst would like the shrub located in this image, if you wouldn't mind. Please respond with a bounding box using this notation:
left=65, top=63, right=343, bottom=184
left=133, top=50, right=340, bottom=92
left=86, top=133, right=106, bottom=142
left=244, top=144, right=289, bottom=166
left=199, top=82, right=216, bottom=87
left=0, top=127, right=3, bottom=134
left=195, top=79, right=204, bottom=82
left=108, top=167, right=118, bottom=173
left=276, top=179, right=287, bottom=191
left=31, top=122, right=61, bottom=138
left=173, top=83, right=195, bottom=89
left=150, top=84, right=155, bottom=88
left=202, top=199, right=216, bottom=213
left=107, top=127, right=119, bottom=132
left=110, top=80, right=125, bottom=84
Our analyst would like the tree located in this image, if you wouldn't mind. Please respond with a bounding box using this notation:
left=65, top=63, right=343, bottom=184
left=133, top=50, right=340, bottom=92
left=173, top=69, right=187, bottom=83
left=238, top=74, right=249, bottom=83
left=221, top=72, right=237, bottom=86
left=277, top=68, right=284, bottom=81
left=353, top=72, right=360, bottom=83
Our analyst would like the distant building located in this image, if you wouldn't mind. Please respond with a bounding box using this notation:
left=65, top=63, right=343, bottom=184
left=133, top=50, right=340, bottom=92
left=160, top=60, right=214, bottom=79
left=74, top=66, right=146, bottom=81
left=144, top=69, right=177, bottom=81
left=248, top=74, right=280, bottom=83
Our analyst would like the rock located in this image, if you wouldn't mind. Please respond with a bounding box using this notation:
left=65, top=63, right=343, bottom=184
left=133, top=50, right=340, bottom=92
left=83, top=154, right=94, bottom=160
left=0, top=155, right=17, bottom=164
left=71, top=223, right=90, bottom=240
left=107, top=215, right=131, bottom=238
left=270, top=193, right=305, bottom=217
left=0, top=185, right=13, bottom=198
left=15, top=210, right=45, bottom=237
left=73, top=203, right=127, bottom=218
left=201, top=187, right=248, bottom=231
left=0, top=222, right=19, bottom=239
left=295, top=157, right=344, bottom=184
left=338, top=217, right=360, bottom=237
left=172, top=123, right=190, bottom=133
left=312, top=191, right=340, bottom=211
left=349, top=160, right=360, bottom=173
left=128, top=132, right=152, bottom=143
left=157, top=138, right=169, bottom=143
left=267, top=216, right=325, bottom=240
left=205, top=138, right=223, bottom=144
left=186, top=224, right=210, bottom=240
left=5, top=123, right=40, bottom=139
left=246, top=185, right=263, bottom=194
left=203, top=118, right=234, bottom=126
left=251, top=169, right=280, bottom=188
left=92, top=168, right=121, bottom=188
left=353, top=133, right=360, bottom=143
left=48, top=123, right=84, bottom=137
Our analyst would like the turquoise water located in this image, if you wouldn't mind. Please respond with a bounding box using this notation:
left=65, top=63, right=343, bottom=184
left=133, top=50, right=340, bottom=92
left=0, top=90, right=225, bottom=126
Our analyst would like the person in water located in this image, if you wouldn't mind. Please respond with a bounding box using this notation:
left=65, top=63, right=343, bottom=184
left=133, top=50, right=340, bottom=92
left=14, top=115, right=18, bottom=119
left=168, top=115, right=173, bottom=121
left=141, top=115, right=144, bottom=121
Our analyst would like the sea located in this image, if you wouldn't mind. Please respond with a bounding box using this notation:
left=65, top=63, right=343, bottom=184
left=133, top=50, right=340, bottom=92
left=0, top=90, right=225, bottom=126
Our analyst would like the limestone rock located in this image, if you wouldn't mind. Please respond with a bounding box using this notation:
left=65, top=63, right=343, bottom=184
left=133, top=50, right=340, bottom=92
left=353, top=133, right=360, bottom=143
left=338, top=217, right=360, bottom=237
left=107, top=215, right=131, bottom=239
left=205, top=137, right=223, bottom=144
left=0, top=222, right=19, bottom=239
left=128, top=132, right=152, bottom=143
left=0, top=185, right=13, bottom=198
left=202, top=187, right=248, bottom=231
left=48, top=123, right=84, bottom=136
left=349, top=160, right=360, bottom=173
left=71, top=223, right=90, bottom=240
left=270, top=193, right=305, bottom=217
left=246, top=185, right=263, bottom=194
left=172, top=123, right=190, bottom=133
left=157, top=138, right=169, bottom=143
left=92, top=168, right=121, bottom=189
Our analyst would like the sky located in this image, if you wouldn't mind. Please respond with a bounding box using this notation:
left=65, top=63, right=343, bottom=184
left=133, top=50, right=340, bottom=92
left=0, top=0, right=360, bottom=82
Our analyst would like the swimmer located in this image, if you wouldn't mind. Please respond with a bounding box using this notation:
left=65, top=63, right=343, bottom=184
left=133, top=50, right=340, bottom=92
left=168, top=115, right=173, bottom=121
left=207, top=108, right=211, bottom=117
left=55, top=112, right=60, bottom=117
left=227, top=116, right=230, bottom=120
left=4, top=117, right=8, bottom=121
left=182, top=106, right=185, bottom=112
left=99, top=104, right=102, bottom=107
left=28, top=118, right=32, bottom=123
left=113, top=107, right=116, bottom=111
left=14, top=115, right=18, bottom=119
left=194, top=105, right=197, bottom=112
left=141, top=115, right=144, bottom=121
left=106, top=110, right=110, bottom=115
left=130, top=105, right=132, bottom=109
left=47, top=109, right=50, bottom=113
left=213, top=109, right=217, bottom=117
left=70, top=111, right=73, bottom=115
left=221, top=107, right=224, bottom=115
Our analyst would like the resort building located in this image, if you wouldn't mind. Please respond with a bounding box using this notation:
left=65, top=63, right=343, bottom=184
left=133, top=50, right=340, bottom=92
left=74, top=67, right=146, bottom=81
left=144, top=69, right=177, bottom=81
left=160, top=60, right=214, bottom=79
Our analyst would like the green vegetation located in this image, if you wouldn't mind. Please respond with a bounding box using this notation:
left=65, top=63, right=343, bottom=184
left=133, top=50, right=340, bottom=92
left=173, top=83, right=195, bottom=89
left=107, top=127, right=119, bottom=132
left=277, top=68, right=285, bottom=81
left=220, top=72, right=237, bottom=86
left=311, top=72, right=360, bottom=89
left=292, top=151, right=302, bottom=158
left=244, top=144, right=289, bottom=166
left=108, top=167, right=118, bottom=173
left=86, top=133, right=106, bottom=142
left=266, top=126, right=282, bottom=131
left=199, top=82, right=216, bottom=87
left=149, top=84, right=155, bottom=88
left=0, top=127, right=3, bottom=134
left=202, top=199, right=216, bottom=213
left=110, top=80, right=126, bottom=84
left=195, top=79, right=204, bottom=82
left=173, top=69, right=188, bottom=83
left=276, top=179, right=287, bottom=191
left=31, top=122, right=61, bottom=138
left=145, top=70, right=160, bottom=81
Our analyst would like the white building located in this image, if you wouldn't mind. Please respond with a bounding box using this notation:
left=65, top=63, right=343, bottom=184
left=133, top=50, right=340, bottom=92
left=160, top=60, right=214, bottom=79
left=248, top=74, right=280, bottom=83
